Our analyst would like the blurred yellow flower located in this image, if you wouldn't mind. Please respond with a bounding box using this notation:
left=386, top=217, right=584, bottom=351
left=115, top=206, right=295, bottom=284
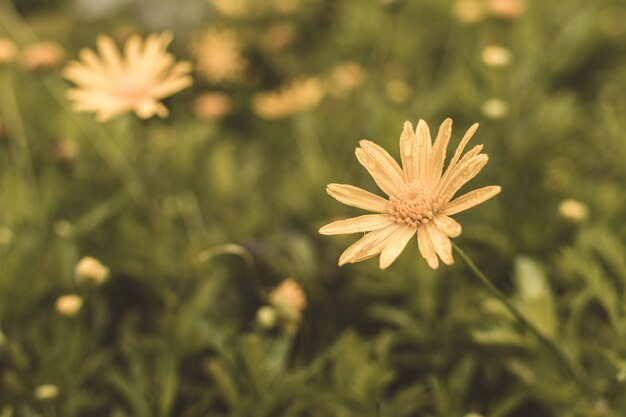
left=558, top=199, right=588, bottom=223
left=193, top=28, right=246, bottom=84
left=55, top=294, right=83, bottom=316
left=209, top=0, right=251, bottom=18
left=74, top=256, right=110, bottom=286
left=34, top=384, right=59, bottom=401
left=330, top=61, right=367, bottom=96
left=63, top=33, right=192, bottom=122
left=0, top=37, right=17, bottom=64
left=320, top=119, right=501, bottom=269
left=193, top=92, right=232, bottom=120
left=481, top=45, right=512, bottom=67
left=487, top=0, right=527, bottom=19
left=269, top=278, right=307, bottom=334
left=252, top=77, right=325, bottom=120
left=20, top=41, right=65, bottom=71
left=260, top=23, right=297, bottom=52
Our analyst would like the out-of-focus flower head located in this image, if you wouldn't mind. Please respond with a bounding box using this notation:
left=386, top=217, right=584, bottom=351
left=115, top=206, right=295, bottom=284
left=482, top=98, right=508, bottom=119
left=558, top=199, right=589, bottom=223
left=193, top=92, right=232, bottom=120
left=330, top=61, right=367, bottom=96
left=481, top=45, right=512, bottom=67
left=209, top=0, right=252, bottom=18
left=452, top=0, right=486, bottom=23
left=260, top=23, right=297, bottom=53
left=21, top=41, right=65, bottom=71
left=487, top=0, right=527, bottom=19
left=320, top=119, right=501, bottom=269
left=252, top=77, right=325, bottom=120
left=55, top=294, right=83, bottom=317
left=267, top=278, right=307, bottom=334
left=0, top=37, right=17, bottom=64
left=63, top=33, right=192, bottom=122
left=193, top=28, right=246, bottom=84
left=74, top=256, right=110, bottom=286
left=35, top=384, right=59, bottom=401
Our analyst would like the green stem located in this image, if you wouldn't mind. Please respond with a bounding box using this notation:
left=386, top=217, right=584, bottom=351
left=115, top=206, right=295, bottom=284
left=452, top=242, right=587, bottom=391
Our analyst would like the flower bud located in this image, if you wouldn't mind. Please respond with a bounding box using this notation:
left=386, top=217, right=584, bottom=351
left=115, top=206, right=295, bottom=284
left=74, top=256, right=110, bottom=286
left=55, top=295, right=83, bottom=317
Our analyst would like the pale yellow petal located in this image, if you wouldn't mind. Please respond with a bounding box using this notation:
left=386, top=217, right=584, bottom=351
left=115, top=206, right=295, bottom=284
left=338, top=224, right=402, bottom=266
left=438, top=154, right=489, bottom=203
left=449, top=122, right=479, bottom=170
left=379, top=225, right=416, bottom=269
left=326, top=183, right=388, bottom=212
left=443, top=186, right=501, bottom=215
left=417, top=226, right=439, bottom=269
left=319, top=214, right=395, bottom=235
left=354, top=148, right=400, bottom=195
left=399, top=121, right=417, bottom=181
left=414, top=119, right=432, bottom=181
left=427, top=224, right=454, bottom=265
left=96, top=35, right=122, bottom=73
left=432, top=215, right=462, bottom=238
left=429, top=118, right=452, bottom=183
left=359, top=140, right=404, bottom=183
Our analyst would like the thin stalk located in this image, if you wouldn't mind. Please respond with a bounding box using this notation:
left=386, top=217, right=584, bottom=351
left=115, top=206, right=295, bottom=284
left=452, top=242, right=588, bottom=391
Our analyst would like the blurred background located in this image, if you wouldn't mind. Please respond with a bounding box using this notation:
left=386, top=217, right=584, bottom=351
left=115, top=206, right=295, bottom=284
left=2, top=0, right=626, bottom=415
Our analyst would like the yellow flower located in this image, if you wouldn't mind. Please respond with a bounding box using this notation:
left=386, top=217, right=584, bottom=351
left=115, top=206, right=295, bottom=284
left=320, top=119, right=501, bottom=269
left=251, top=77, right=325, bottom=120
left=62, top=33, right=192, bottom=122
left=20, top=41, right=65, bottom=71
left=193, top=28, right=246, bottom=84
left=0, top=37, right=18, bottom=64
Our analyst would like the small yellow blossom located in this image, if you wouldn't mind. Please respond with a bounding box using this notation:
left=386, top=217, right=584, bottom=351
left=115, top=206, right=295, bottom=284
left=320, top=119, right=501, bottom=269
left=63, top=33, right=192, bottom=122
left=55, top=294, right=83, bottom=317
left=269, top=279, right=307, bottom=320
left=21, top=41, right=65, bottom=71
left=193, top=28, right=246, bottom=84
left=0, top=38, right=17, bottom=64
left=209, top=0, right=252, bottom=18
left=330, top=61, right=367, bottom=96
left=482, top=98, right=508, bottom=119
left=267, top=279, right=307, bottom=334
left=260, top=23, right=297, bottom=52
left=252, top=77, right=325, bottom=120
left=558, top=199, right=588, bottom=223
left=481, top=45, right=512, bottom=67
left=452, top=0, right=486, bottom=23
left=74, top=256, right=110, bottom=285
left=193, top=92, right=232, bottom=120
left=34, top=384, right=59, bottom=401
left=487, top=0, right=527, bottom=19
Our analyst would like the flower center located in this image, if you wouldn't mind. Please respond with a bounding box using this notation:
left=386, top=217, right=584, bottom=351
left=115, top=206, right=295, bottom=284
left=387, top=183, right=443, bottom=228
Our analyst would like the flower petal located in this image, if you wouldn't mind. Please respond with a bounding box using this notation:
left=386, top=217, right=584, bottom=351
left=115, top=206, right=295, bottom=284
left=427, top=224, right=454, bottom=265
left=414, top=119, right=432, bottom=181
left=319, top=214, right=395, bottom=235
left=355, top=141, right=403, bottom=196
left=429, top=118, right=452, bottom=183
left=417, top=226, right=439, bottom=269
left=433, top=215, right=462, bottom=238
left=443, top=186, right=501, bottom=215
left=379, top=225, right=416, bottom=269
left=96, top=35, right=123, bottom=73
left=338, top=224, right=402, bottom=266
left=438, top=154, right=489, bottom=203
left=399, top=121, right=417, bottom=181
left=326, top=183, right=388, bottom=212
